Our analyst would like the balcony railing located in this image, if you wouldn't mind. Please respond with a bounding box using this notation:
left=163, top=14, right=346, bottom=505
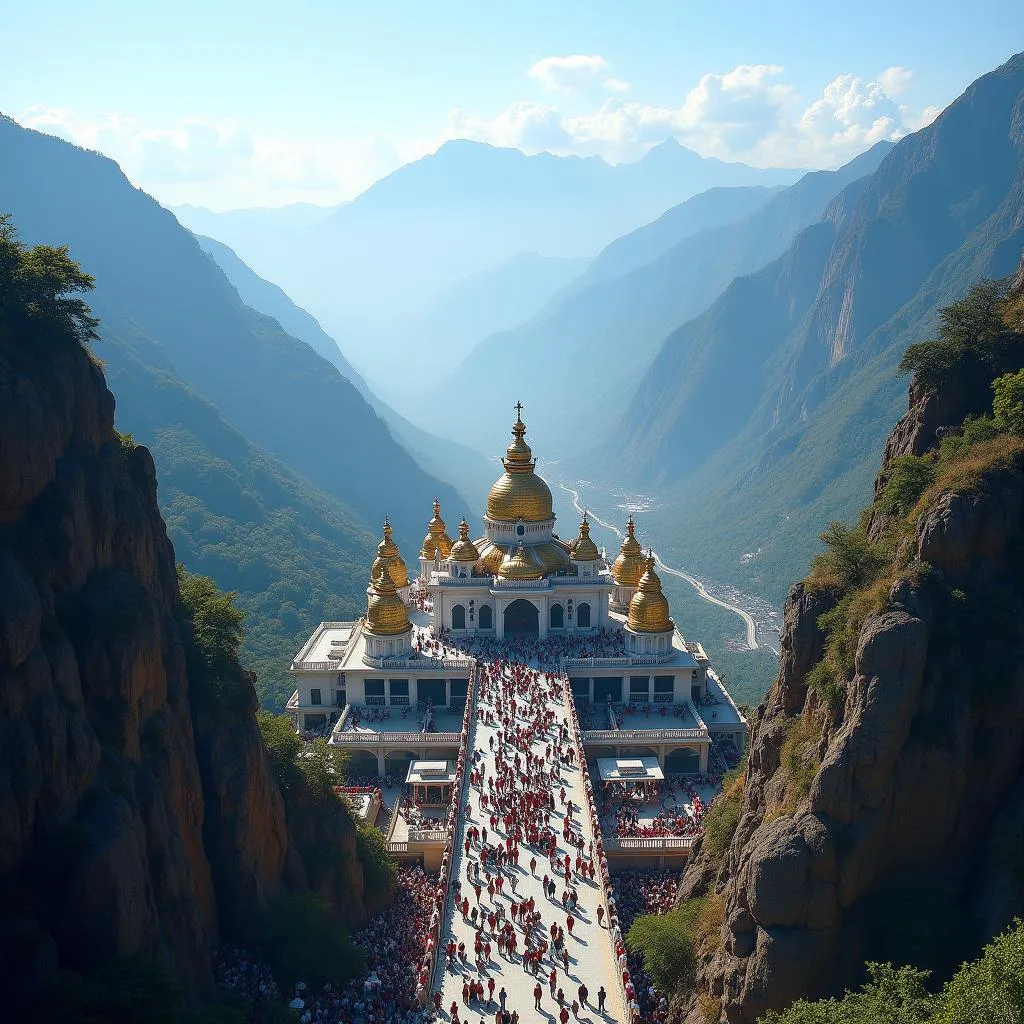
left=361, top=655, right=476, bottom=670
left=490, top=577, right=551, bottom=590
left=333, top=731, right=462, bottom=745
left=581, top=726, right=708, bottom=742
left=290, top=660, right=344, bottom=672
left=602, top=835, right=696, bottom=852
left=562, top=654, right=672, bottom=668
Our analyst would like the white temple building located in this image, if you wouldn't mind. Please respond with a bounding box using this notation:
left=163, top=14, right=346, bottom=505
left=288, top=405, right=747, bottom=778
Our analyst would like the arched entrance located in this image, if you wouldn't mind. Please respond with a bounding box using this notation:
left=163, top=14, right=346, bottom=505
left=665, top=747, right=700, bottom=775
left=504, top=599, right=539, bottom=638
left=384, top=750, right=417, bottom=780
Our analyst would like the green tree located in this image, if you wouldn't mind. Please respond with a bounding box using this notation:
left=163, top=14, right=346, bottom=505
left=259, top=891, right=364, bottom=992
left=899, top=278, right=1013, bottom=392
left=177, top=565, right=245, bottom=678
left=935, top=919, right=1024, bottom=1024
left=257, top=710, right=304, bottom=798
left=356, top=823, right=397, bottom=902
left=0, top=212, right=99, bottom=347
left=877, top=456, right=937, bottom=517
left=176, top=565, right=252, bottom=709
left=811, top=521, right=885, bottom=591
left=626, top=901, right=705, bottom=993
left=993, top=369, right=1024, bottom=436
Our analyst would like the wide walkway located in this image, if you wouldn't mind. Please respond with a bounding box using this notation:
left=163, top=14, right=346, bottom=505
left=431, top=661, right=626, bottom=1024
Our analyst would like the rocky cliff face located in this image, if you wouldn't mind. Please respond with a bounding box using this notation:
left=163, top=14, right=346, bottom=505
left=0, top=326, right=364, bottom=1007
left=677, top=327, right=1024, bottom=1021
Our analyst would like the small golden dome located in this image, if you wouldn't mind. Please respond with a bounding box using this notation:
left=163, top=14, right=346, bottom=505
left=421, top=498, right=454, bottom=559
left=611, top=516, right=645, bottom=585
left=486, top=404, right=554, bottom=524
left=449, top=518, right=481, bottom=563
left=372, top=517, right=410, bottom=589
left=498, top=543, right=544, bottom=580
left=627, top=553, right=674, bottom=634
left=571, top=513, right=600, bottom=562
left=365, top=564, right=412, bottom=636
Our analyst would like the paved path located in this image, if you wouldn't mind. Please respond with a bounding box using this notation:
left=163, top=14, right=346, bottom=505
left=431, top=664, right=626, bottom=1024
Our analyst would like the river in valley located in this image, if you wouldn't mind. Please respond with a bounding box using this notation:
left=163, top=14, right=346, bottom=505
left=552, top=478, right=782, bottom=709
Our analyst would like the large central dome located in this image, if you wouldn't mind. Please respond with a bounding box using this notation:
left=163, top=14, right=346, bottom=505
left=486, top=405, right=553, bottom=523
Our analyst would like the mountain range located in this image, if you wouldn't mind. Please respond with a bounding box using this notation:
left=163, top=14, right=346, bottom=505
left=606, top=51, right=1024, bottom=602
left=174, top=139, right=803, bottom=391
left=435, top=141, right=893, bottom=456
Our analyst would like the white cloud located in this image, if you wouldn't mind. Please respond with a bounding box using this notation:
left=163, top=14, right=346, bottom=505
left=451, top=63, right=939, bottom=169
left=15, top=105, right=428, bottom=208
left=14, top=62, right=944, bottom=208
left=877, top=66, right=913, bottom=98
left=528, top=54, right=630, bottom=95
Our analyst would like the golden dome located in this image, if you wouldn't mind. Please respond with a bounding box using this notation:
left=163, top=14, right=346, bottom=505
left=611, top=516, right=646, bottom=586
left=421, top=498, right=454, bottom=560
left=476, top=538, right=569, bottom=576
left=571, top=513, right=600, bottom=562
left=627, top=554, right=674, bottom=634
left=365, top=564, right=412, bottom=636
left=449, top=518, right=481, bottom=563
left=498, top=543, right=545, bottom=580
left=371, top=517, right=409, bottom=589
left=485, top=405, right=554, bottom=524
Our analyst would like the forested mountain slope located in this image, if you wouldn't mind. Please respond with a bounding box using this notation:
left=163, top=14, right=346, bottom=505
left=0, top=115, right=464, bottom=561
left=608, top=53, right=1024, bottom=602
left=195, top=233, right=493, bottom=507
left=670, top=273, right=1024, bottom=1022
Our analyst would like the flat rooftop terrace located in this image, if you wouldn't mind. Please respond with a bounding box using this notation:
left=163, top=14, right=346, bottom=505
left=696, top=671, right=746, bottom=727
left=339, top=706, right=465, bottom=736
left=612, top=702, right=703, bottom=730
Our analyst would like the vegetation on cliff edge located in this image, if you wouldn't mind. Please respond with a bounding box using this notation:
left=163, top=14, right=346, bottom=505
left=0, top=211, right=98, bottom=349
left=762, top=918, right=1024, bottom=1024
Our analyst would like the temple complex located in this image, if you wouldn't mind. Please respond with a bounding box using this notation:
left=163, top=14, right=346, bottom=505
left=288, top=404, right=746, bottom=861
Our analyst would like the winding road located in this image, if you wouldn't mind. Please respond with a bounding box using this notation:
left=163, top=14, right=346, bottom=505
left=559, top=482, right=761, bottom=652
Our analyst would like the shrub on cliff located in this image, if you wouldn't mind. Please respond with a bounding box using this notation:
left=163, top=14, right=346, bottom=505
left=701, top=767, right=745, bottom=860
left=761, top=962, right=935, bottom=1024
left=259, top=891, right=364, bottom=992
left=355, top=823, right=397, bottom=903
left=176, top=566, right=252, bottom=711
left=899, top=278, right=1014, bottom=393
left=626, top=899, right=706, bottom=993
left=762, top=919, right=1024, bottom=1023
left=0, top=212, right=99, bottom=349
left=993, top=368, right=1024, bottom=436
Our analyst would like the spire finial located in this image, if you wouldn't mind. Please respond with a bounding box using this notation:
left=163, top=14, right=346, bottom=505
left=515, top=400, right=524, bottom=420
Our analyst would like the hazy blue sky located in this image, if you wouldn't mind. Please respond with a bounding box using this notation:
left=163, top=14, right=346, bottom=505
left=3, top=0, right=1021, bottom=209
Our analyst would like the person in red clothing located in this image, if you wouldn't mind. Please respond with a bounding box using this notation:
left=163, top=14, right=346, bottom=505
left=549, top=968, right=557, bottom=996
left=559, top=1003, right=570, bottom=1024
left=566, top=915, right=574, bottom=936
left=488, top=977, right=495, bottom=1004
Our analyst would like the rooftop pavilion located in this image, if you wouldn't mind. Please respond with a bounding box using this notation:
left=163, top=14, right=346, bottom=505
left=597, top=756, right=666, bottom=783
